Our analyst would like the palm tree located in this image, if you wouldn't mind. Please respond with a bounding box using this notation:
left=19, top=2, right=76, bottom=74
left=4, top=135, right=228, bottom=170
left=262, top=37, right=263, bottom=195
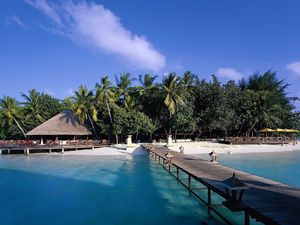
left=95, top=76, right=118, bottom=143
left=137, top=74, right=160, bottom=118
left=240, top=71, right=290, bottom=136
left=21, top=89, right=45, bottom=123
left=247, top=90, right=283, bottom=136
left=124, top=95, right=141, bottom=111
left=71, top=86, right=98, bottom=139
left=162, top=73, right=185, bottom=135
left=138, top=74, right=158, bottom=96
left=181, top=71, right=197, bottom=89
left=0, top=96, right=26, bottom=137
left=115, top=73, right=135, bottom=106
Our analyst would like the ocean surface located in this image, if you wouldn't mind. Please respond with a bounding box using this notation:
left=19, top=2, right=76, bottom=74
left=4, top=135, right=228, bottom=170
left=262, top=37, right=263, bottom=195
left=0, top=155, right=232, bottom=225
left=195, top=149, right=300, bottom=188
left=2, top=149, right=299, bottom=225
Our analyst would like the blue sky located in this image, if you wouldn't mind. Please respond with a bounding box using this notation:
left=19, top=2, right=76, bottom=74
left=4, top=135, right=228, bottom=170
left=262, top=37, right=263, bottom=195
left=0, top=0, right=299, bottom=109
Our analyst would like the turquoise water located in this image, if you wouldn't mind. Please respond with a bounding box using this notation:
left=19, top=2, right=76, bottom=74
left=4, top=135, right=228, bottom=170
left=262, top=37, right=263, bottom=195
left=0, top=155, right=225, bottom=225
left=195, top=150, right=300, bottom=188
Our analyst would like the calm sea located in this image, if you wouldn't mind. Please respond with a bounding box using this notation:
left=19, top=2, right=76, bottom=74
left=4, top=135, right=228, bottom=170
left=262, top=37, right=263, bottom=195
left=2, top=149, right=296, bottom=225
left=195, top=149, right=300, bottom=188
left=0, top=155, right=226, bottom=225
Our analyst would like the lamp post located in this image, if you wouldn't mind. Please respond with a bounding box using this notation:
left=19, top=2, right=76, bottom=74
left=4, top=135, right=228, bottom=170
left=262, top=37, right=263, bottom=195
left=165, top=150, right=174, bottom=171
left=179, top=145, right=184, bottom=153
left=126, top=134, right=133, bottom=147
left=167, top=134, right=174, bottom=147
left=209, top=150, right=218, bottom=163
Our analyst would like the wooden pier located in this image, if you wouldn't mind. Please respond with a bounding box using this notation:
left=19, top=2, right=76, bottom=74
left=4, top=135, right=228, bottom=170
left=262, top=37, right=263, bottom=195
left=0, top=144, right=107, bottom=155
left=143, top=144, right=300, bottom=225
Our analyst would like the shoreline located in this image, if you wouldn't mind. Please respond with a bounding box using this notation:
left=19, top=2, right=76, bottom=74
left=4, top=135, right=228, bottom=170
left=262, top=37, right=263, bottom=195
left=167, top=141, right=300, bottom=155
left=1, top=142, right=299, bottom=157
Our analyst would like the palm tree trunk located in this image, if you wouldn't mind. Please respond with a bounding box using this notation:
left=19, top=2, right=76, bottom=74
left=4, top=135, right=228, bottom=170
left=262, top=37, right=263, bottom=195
left=136, top=133, right=138, bottom=143
left=247, top=121, right=257, bottom=137
left=169, top=112, right=172, bottom=135
left=87, top=114, right=98, bottom=140
left=106, top=101, right=113, bottom=124
left=237, top=119, right=245, bottom=136
left=196, top=129, right=202, bottom=140
left=13, top=117, right=26, bottom=138
left=106, top=101, right=118, bottom=144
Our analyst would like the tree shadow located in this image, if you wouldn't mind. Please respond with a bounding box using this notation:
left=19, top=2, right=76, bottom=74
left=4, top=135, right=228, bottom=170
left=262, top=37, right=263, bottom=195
left=59, top=110, right=78, bottom=127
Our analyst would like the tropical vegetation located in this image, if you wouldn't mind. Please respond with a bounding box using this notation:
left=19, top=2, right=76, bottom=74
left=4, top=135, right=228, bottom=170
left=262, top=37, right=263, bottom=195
left=0, top=71, right=299, bottom=142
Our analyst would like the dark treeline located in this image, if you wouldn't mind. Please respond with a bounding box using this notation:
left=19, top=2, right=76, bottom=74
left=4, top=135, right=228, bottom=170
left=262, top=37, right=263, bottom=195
left=0, top=71, right=299, bottom=143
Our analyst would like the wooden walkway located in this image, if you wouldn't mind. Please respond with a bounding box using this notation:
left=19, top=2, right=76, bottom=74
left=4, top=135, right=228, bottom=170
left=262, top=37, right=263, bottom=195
left=143, top=144, right=300, bottom=225
left=0, top=144, right=107, bottom=155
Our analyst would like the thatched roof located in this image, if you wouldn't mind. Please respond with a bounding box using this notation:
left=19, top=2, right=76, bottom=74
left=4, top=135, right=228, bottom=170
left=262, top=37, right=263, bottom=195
left=26, top=110, right=92, bottom=136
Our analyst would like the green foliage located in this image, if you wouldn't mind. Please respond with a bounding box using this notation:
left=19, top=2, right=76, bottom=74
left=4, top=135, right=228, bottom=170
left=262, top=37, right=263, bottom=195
left=21, top=89, right=45, bottom=123
left=163, top=73, right=185, bottom=115
left=39, top=94, right=63, bottom=120
left=107, top=106, right=156, bottom=136
left=0, top=96, right=26, bottom=137
left=172, top=102, right=197, bottom=134
left=71, top=85, right=98, bottom=138
left=0, top=70, right=298, bottom=141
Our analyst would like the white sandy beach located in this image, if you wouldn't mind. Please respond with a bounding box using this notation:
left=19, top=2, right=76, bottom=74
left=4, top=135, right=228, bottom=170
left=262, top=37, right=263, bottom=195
left=44, top=145, right=147, bottom=156
left=38, top=141, right=300, bottom=156
left=166, top=141, right=300, bottom=154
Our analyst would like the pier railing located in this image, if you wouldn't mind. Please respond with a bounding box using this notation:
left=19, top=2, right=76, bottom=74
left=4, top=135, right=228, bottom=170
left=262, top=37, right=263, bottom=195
left=225, top=136, right=297, bottom=145
left=0, top=139, right=109, bottom=147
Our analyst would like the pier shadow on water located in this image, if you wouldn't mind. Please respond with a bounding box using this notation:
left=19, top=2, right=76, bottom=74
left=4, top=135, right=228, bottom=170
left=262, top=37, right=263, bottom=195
left=0, top=155, right=219, bottom=225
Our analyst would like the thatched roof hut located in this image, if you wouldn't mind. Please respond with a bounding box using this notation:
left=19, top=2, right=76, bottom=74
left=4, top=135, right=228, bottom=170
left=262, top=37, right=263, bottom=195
left=26, top=110, right=92, bottom=136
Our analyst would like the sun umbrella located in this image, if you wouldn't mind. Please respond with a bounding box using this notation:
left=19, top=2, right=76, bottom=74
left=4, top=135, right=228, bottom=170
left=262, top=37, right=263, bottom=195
left=258, top=128, right=275, bottom=132
left=289, top=129, right=300, bottom=133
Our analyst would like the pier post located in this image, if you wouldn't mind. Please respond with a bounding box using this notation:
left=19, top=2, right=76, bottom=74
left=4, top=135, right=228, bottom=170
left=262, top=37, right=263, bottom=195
left=208, top=187, right=211, bottom=215
left=176, top=167, right=179, bottom=180
left=0, top=149, right=2, bottom=155
left=92, top=146, right=95, bottom=151
left=61, top=148, right=64, bottom=154
left=49, top=149, right=52, bottom=154
left=245, top=211, right=250, bottom=225
left=24, top=148, right=29, bottom=156
left=188, top=175, right=191, bottom=190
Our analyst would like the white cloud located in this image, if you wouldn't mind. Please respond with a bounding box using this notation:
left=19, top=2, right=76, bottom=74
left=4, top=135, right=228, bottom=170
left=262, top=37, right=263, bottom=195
left=25, top=0, right=62, bottom=25
left=25, top=0, right=166, bottom=71
left=286, top=61, right=300, bottom=76
left=4, top=15, right=27, bottom=29
left=215, top=67, right=243, bottom=81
